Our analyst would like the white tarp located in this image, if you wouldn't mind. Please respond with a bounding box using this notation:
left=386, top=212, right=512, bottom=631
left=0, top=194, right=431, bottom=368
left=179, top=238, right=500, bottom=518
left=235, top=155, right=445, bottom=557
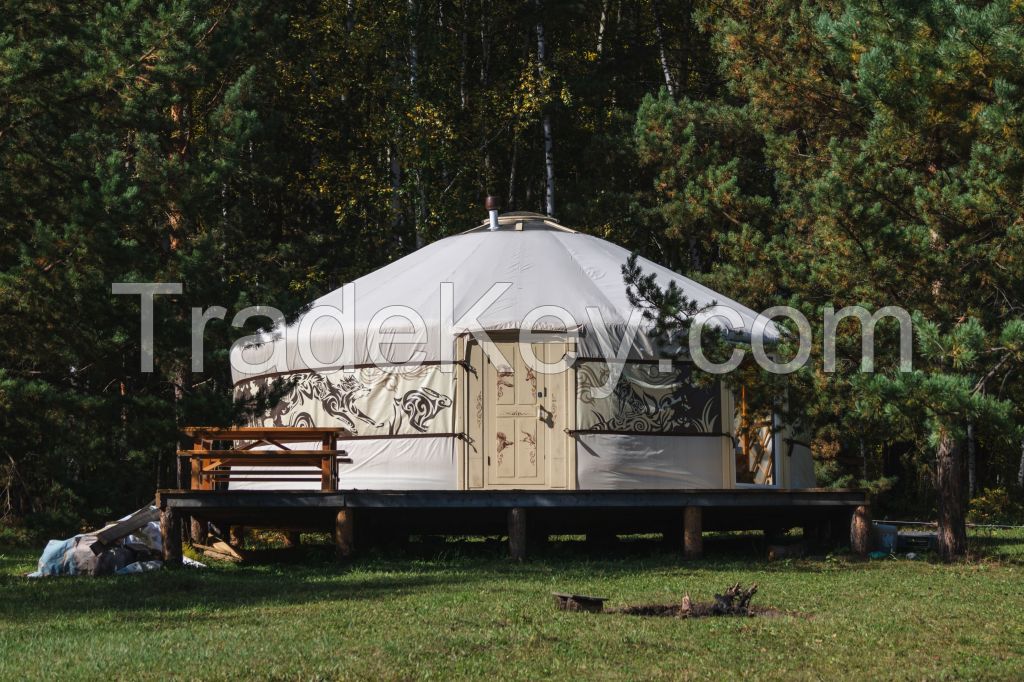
left=788, top=442, right=817, bottom=488
left=576, top=434, right=723, bottom=489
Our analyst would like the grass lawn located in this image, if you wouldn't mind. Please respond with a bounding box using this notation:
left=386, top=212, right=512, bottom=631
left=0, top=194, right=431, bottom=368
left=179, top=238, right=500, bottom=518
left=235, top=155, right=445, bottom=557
left=2, top=531, right=1023, bottom=680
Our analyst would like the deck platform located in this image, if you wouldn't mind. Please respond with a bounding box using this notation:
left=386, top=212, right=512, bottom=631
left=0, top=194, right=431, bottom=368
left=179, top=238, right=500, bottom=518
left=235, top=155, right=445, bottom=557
left=156, top=488, right=870, bottom=564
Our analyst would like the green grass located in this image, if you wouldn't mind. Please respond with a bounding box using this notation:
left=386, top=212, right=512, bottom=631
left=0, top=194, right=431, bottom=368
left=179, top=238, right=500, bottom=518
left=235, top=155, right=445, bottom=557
left=2, top=532, right=1024, bottom=680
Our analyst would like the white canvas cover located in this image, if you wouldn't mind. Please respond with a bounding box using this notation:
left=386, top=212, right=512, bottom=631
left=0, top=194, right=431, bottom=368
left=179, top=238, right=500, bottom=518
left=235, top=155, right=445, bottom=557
left=230, top=216, right=778, bottom=381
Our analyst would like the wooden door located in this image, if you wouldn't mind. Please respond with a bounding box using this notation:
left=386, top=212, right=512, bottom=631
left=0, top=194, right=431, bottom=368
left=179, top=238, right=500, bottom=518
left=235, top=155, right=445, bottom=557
left=484, top=341, right=567, bottom=488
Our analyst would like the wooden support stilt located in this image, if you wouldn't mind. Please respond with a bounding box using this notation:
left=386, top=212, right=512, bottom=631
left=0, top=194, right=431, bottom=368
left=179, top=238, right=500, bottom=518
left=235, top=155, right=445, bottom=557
left=191, top=518, right=209, bottom=546
left=851, top=504, right=872, bottom=556
left=335, top=508, right=354, bottom=559
left=230, top=525, right=246, bottom=549
left=508, top=507, right=527, bottom=561
left=161, top=508, right=182, bottom=567
left=284, top=531, right=301, bottom=548
left=684, top=506, right=703, bottom=559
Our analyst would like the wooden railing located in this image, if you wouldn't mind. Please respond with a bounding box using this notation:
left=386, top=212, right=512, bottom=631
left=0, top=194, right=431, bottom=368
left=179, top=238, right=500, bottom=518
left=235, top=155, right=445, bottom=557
left=179, top=427, right=352, bottom=492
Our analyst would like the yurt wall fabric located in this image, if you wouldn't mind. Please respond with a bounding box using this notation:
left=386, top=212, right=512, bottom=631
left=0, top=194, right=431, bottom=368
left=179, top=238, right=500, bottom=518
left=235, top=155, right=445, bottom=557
left=231, top=365, right=459, bottom=491
left=236, top=365, right=456, bottom=436
left=227, top=437, right=459, bottom=491
left=573, top=360, right=727, bottom=489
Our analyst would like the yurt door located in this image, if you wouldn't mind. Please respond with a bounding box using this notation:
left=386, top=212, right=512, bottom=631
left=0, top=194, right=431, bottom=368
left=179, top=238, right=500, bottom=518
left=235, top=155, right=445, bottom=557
left=483, top=341, right=568, bottom=488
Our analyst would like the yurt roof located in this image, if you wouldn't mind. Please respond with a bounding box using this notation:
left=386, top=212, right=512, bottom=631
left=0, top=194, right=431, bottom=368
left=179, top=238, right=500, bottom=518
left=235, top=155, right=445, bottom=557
left=230, top=213, right=777, bottom=383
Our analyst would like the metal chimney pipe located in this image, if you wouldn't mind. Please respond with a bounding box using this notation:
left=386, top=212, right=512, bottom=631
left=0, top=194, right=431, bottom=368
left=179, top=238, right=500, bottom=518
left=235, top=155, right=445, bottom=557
left=485, top=195, right=501, bottom=230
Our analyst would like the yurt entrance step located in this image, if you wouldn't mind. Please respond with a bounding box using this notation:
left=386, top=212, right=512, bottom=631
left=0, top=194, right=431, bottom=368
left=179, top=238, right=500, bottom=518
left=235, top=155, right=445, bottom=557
left=156, top=489, right=869, bottom=564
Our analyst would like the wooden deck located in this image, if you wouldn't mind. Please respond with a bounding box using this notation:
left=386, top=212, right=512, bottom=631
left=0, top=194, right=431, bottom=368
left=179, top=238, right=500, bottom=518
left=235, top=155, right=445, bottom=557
left=156, top=488, right=871, bottom=565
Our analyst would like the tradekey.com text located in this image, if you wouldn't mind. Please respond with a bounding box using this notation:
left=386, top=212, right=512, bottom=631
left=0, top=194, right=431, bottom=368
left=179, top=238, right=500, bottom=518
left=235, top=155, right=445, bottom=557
left=112, top=281, right=914, bottom=397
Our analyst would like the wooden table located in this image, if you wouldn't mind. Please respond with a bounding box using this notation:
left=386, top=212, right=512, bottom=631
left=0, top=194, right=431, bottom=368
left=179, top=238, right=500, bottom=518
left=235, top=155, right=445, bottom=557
left=179, top=427, right=353, bottom=492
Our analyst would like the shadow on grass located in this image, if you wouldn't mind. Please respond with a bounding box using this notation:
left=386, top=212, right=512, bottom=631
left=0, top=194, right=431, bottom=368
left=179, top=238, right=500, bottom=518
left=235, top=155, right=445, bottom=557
left=968, top=531, right=1024, bottom=563
left=0, top=545, right=482, bottom=623
left=366, top=531, right=853, bottom=574
left=0, top=530, right=863, bottom=625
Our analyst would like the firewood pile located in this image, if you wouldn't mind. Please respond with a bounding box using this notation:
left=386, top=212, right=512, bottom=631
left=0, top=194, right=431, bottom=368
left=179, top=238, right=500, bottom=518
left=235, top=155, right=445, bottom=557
left=704, top=583, right=759, bottom=616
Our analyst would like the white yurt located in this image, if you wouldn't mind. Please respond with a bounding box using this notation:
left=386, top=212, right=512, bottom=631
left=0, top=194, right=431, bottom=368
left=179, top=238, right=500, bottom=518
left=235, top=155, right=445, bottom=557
left=230, top=211, right=816, bottom=491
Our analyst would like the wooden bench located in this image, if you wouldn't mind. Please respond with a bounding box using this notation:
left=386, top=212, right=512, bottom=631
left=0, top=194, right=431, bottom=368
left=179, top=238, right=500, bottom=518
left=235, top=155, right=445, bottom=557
left=179, top=427, right=352, bottom=492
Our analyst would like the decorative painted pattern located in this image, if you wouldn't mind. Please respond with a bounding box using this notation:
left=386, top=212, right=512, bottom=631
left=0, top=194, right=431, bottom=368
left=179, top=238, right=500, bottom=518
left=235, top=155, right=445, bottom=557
left=496, top=431, right=512, bottom=465
left=236, top=366, right=454, bottom=436
left=576, top=360, right=720, bottom=434
left=496, top=368, right=514, bottom=397
left=521, top=429, right=537, bottom=464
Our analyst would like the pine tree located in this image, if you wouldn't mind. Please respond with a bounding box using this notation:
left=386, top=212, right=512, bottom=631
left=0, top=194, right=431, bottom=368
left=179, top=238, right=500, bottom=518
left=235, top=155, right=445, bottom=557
left=633, top=0, right=1024, bottom=559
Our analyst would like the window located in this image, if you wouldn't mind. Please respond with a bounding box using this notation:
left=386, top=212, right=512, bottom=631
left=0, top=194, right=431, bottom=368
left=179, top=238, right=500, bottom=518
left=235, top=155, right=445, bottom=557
left=734, top=386, right=776, bottom=486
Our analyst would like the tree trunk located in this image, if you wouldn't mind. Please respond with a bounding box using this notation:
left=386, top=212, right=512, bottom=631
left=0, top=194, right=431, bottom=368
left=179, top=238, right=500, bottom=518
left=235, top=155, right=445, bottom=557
left=167, top=93, right=189, bottom=498
left=540, top=115, right=555, bottom=216
left=688, top=235, right=701, bottom=273
left=507, top=134, right=518, bottom=209
left=535, top=1, right=555, bottom=217
left=935, top=429, right=967, bottom=561
left=407, top=0, right=419, bottom=91
left=407, top=0, right=425, bottom=249
left=389, top=145, right=404, bottom=244
left=479, top=0, right=490, bottom=85
left=650, top=0, right=674, bottom=96
left=596, top=0, right=609, bottom=57
left=967, top=422, right=976, bottom=499
left=459, top=1, right=468, bottom=110
left=479, top=1, right=493, bottom=194
left=1017, top=435, right=1024, bottom=488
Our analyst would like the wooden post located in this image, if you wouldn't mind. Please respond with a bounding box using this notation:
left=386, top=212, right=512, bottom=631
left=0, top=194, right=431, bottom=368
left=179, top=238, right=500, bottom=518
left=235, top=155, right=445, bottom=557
left=335, top=508, right=354, bottom=559
left=321, top=433, right=334, bottom=492
left=230, top=525, right=246, bottom=548
left=284, top=531, right=301, bottom=548
left=191, top=517, right=209, bottom=546
left=190, top=436, right=207, bottom=490
left=508, top=507, right=527, bottom=561
left=161, top=508, right=182, bottom=567
left=684, top=506, right=703, bottom=559
left=851, top=505, right=871, bottom=556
